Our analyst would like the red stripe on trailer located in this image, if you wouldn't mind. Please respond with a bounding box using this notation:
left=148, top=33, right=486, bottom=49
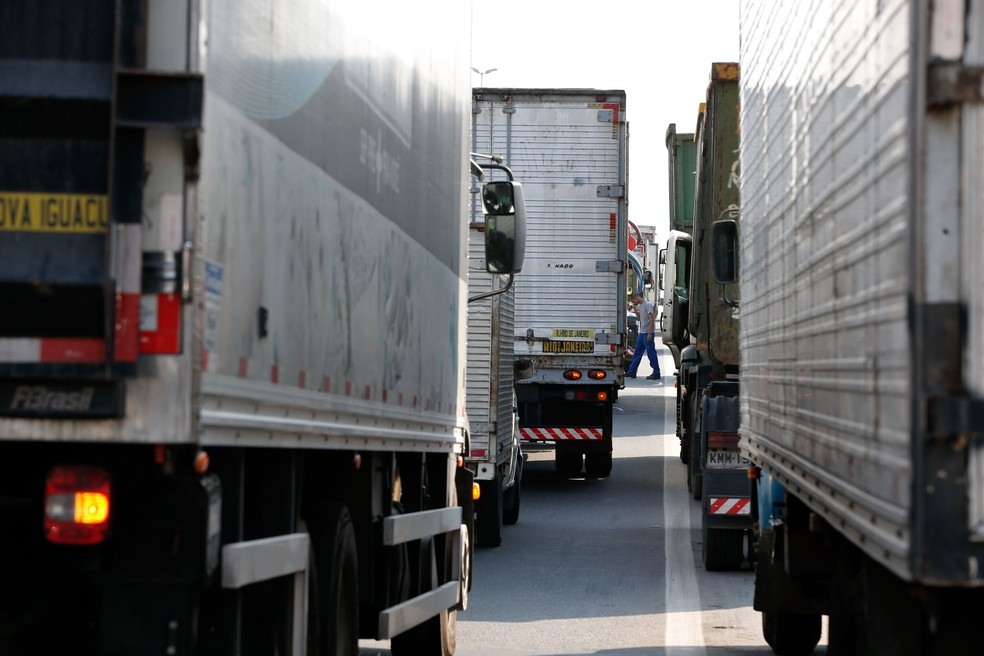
left=709, top=497, right=751, bottom=515
left=139, top=293, right=181, bottom=354
left=39, top=339, right=106, bottom=363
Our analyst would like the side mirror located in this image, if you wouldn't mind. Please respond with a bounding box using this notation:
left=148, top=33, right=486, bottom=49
left=483, top=181, right=526, bottom=273
left=712, top=219, right=738, bottom=284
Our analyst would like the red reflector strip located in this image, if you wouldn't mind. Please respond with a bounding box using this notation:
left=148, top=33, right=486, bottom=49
left=0, top=339, right=107, bottom=363
left=709, top=497, right=751, bottom=515
left=40, top=339, right=106, bottom=363
left=469, top=449, right=488, bottom=459
left=520, top=427, right=603, bottom=441
left=706, top=432, right=740, bottom=449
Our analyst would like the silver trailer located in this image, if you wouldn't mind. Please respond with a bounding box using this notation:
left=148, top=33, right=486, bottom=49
left=738, top=0, right=984, bottom=653
left=471, top=88, right=629, bottom=479
left=0, top=1, right=498, bottom=653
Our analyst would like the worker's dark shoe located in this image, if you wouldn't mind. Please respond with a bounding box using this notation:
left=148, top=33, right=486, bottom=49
left=626, top=372, right=636, bottom=378
left=646, top=374, right=661, bottom=380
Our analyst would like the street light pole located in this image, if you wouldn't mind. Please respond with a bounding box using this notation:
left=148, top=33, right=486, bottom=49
left=471, top=67, right=498, bottom=87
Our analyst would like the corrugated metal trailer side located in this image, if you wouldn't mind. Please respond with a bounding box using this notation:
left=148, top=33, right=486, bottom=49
left=465, top=216, right=521, bottom=546
left=0, top=1, right=474, bottom=653
left=740, top=0, right=984, bottom=652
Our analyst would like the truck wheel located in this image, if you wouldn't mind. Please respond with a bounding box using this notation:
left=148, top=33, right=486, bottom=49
left=306, top=505, right=358, bottom=656
left=584, top=451, right=613, bottom=478
left=762, top=611, right=821, bottom=655
left=703, top=525, right=744, bottom=571
left=503, top=459, right=523, bottom=526
left=476, top=476, right=503, bottom=547
left=391, top=537, right=456, bottom=656
left=555, top=450, right=583, bottom=478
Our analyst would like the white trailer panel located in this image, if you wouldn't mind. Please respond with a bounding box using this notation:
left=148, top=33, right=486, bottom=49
left=472, top=90, right=627, bottom=374
left=740, top=0, right=984, bottom=580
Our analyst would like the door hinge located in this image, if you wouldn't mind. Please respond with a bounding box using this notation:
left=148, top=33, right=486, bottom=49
left=597, top=185, right=624, bottom=198
left=927, top=61, right=984, bottom=108
left=594, top=332, right=622, bottom=345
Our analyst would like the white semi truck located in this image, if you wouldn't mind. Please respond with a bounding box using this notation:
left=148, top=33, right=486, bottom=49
left=0, top=2, right=523, bottom=654
left=471, top=88, right=629, bottom=479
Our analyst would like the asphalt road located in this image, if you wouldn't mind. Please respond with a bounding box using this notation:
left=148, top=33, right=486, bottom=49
left=362, top=345, right=828, bottom=656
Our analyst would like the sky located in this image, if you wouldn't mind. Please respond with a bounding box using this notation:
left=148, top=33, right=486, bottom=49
left=470, top=0, right=740, bottom=244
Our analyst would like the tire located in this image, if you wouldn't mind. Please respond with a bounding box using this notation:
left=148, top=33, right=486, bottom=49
left=502, top=458, right=523, bottom=526
left=703, top=525, right=744, bottom=571
left=476, top=476, right=503, bottom=547
left=306, top=505, right=359, bottom=656
left=762, top=611, right=821, bottom=655
left=390, top=537, right=456, bottom=656
left=555, top=450, right=583, bottom=478
left=584, top=451, right=613, bottom=478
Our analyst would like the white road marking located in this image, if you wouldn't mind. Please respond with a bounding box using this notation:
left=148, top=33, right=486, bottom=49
left=661, top=352, right=706, bottom=654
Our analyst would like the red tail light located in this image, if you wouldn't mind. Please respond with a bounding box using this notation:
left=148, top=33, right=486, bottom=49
left=563, top=370, right=582, bottom=381
left=587, top=370, right=606, bottom=380
left=44, top=466, right=111, bottom=545
left=706, top=431, right=740, bottom=449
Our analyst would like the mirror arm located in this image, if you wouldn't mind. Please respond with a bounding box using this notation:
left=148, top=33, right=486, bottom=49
left=468, top=272, right=514, bottom=304
left=476, top=161, right=515, bottom=181
left=720, top=285, right=740, bottom=309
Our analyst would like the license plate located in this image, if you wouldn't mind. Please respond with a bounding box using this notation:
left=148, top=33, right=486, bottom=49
left=542, top=340, right=594, bottom=354
left=705, top=448, right=750, bottom=469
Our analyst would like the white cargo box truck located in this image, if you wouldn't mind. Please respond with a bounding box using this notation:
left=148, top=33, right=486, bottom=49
left=471, top=88, right=629, bottom=479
